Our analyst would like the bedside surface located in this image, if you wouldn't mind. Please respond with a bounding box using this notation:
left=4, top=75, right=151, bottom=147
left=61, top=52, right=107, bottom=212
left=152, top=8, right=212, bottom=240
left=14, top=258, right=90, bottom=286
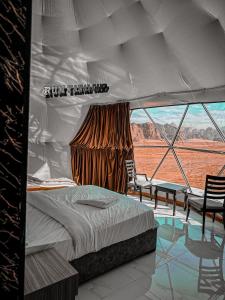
left=25, top=248, right=78, bottom=296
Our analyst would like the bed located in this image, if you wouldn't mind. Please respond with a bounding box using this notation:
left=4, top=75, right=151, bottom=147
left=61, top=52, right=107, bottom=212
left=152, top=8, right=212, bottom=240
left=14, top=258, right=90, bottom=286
left=26, top=185, right=158, bottom=283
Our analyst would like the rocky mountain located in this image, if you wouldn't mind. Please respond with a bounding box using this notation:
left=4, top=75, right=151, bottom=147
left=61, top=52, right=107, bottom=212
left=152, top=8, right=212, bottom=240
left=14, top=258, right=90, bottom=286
left=130, top=123, right=161, bottom=142
left=131, top=122, right=224, bottom=142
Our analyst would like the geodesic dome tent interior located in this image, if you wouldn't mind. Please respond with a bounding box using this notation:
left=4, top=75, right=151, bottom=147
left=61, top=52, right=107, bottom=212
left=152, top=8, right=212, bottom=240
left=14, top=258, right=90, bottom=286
left=28, top=0, right=225, bottom=185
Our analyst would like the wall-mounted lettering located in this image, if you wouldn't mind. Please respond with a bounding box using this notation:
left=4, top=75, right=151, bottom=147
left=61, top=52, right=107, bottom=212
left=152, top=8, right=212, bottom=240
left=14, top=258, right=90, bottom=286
left=43, top=83, right=109, bottom=99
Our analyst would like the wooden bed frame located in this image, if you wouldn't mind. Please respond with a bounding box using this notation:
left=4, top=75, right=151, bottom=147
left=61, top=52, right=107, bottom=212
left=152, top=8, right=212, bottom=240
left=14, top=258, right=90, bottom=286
left=70, top=222, right=158, bottom=284
left=27, top=185, right=71, bottom=192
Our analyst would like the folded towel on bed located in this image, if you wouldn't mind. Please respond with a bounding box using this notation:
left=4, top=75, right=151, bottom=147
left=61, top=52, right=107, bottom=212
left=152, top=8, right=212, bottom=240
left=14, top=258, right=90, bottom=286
left=77, top=196, right=118, bottom=209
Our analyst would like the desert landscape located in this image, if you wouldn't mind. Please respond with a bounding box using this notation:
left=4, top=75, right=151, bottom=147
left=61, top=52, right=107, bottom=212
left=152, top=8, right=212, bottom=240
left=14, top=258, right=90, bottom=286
left=131, top=122, right=225, bottom=190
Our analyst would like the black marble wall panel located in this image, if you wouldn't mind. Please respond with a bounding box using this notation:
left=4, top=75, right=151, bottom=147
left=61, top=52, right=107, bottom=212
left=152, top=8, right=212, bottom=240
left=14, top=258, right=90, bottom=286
left=0, top=0, right=31, bottom=298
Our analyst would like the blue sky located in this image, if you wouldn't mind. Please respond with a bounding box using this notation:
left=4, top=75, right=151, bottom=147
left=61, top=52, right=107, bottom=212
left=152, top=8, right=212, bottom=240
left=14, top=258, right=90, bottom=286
left=131, top=102, right=225, bottom=129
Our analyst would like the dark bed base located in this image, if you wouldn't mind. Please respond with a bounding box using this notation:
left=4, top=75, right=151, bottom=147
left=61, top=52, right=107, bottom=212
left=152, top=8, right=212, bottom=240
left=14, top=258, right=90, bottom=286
left=70, top=222, right=158, bottom=284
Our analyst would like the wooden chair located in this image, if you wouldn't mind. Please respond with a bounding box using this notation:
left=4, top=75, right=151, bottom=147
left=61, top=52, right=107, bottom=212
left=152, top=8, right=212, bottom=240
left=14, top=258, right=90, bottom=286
left=186, top=175, right=225, bottom=234
left=125, top=160, right=152, bottom=202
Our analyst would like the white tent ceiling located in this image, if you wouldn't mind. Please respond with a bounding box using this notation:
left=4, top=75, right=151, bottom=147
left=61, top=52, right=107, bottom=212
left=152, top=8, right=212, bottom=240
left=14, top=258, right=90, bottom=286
left=31, top=0, right=225, bottom=108
left=28, top=0, right=225, bottom=178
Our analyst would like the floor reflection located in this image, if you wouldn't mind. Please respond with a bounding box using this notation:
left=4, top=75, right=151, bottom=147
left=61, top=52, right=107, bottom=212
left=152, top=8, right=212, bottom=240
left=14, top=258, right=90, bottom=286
left=185, top=225, right=225, bottom=299
left=78, top=201, right=225, bottom=300
left=154, top=216, right=225, bottom=300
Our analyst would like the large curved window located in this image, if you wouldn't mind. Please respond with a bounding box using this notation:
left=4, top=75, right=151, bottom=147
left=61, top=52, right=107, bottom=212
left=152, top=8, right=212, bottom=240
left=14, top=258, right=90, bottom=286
left=130, top=102, right=225, bottom=192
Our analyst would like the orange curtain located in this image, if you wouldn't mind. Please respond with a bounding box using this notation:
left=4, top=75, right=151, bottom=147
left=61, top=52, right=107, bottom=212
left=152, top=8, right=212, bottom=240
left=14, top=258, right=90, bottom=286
left=70, top=102, right=134, bottom=193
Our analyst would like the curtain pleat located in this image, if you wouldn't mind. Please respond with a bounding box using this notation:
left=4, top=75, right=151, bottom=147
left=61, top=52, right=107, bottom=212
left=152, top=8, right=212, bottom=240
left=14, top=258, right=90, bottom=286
left=70, top=102, right=134, bottom=193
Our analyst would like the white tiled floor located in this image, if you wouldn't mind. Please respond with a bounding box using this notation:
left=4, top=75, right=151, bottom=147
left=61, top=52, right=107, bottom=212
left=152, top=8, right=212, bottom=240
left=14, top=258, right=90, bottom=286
left=77, top=197, right=225, bottom=300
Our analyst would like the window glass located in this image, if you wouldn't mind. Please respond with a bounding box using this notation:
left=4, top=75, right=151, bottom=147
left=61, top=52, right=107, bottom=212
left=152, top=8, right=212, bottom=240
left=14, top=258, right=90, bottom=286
left=131, top=102, right=225, bottom=191
left=131, top=109, right=167, bottom=146
left=175, top=149, right=224, bottom=189
left=134, top=147, right=168, bottom=178
left=152, top=150, right=186, bottom=185
left=206, top=102, right=225, bottom=133
left=146, top=105, right=187, bottom=143
left=174, top=104, right=225, bottom=152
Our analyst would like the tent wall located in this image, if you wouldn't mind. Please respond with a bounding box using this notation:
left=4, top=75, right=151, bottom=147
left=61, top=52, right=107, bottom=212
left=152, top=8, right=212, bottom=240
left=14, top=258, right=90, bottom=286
left=28, top=96, right=89, bottom=178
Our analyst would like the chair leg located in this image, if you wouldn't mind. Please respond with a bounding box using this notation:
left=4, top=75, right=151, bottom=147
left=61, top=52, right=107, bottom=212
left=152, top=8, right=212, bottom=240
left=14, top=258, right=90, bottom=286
left=173, top=193, right=176, bottom=216
left=202, top=211, right=206, bottom=235
left=223, top=212, right=225, bottom=229
left=184, top=192, right=188, bottom=211
left=212, top=213, right=215, bottom=223
left=140, top=187, right=142, bottom=202
left=149, top=186, right=152, bottom=200
left=186, top=206, right=190, bottom=222
left=154, top=189, right=158, bottom=209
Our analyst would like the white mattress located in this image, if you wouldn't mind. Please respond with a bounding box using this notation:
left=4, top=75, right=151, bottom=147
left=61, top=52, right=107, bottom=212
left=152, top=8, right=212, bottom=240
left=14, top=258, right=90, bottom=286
left=26, top=185, right=155, bottom=260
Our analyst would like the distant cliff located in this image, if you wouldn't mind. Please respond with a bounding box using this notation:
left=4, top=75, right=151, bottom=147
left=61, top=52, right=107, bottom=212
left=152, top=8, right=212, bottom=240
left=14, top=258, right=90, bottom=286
left=131, top=122, right=224, bottom=142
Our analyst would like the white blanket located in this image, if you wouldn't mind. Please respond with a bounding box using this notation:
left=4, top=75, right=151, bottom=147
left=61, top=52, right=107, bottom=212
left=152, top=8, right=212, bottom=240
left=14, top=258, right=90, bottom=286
left=27, top=185, right=155, bottom=258
left=26, top=203, right=75, bottom=260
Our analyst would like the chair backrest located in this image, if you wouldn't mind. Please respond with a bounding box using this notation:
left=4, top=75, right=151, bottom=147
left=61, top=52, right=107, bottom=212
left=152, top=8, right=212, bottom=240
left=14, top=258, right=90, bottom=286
left=204, top=175, right=225, bottom=208
left=125, top=160, right=136, bottom=182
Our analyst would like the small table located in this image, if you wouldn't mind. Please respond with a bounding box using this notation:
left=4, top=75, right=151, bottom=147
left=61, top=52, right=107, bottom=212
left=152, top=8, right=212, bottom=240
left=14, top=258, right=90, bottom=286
left=24, top=248, right=79, bottom=300
left=154, top=183, right=188, bottom=216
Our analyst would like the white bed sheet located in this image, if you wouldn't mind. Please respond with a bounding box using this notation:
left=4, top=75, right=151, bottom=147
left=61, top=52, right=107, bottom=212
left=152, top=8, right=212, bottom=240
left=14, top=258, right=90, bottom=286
left=26, top=185, right=156, bottom=260
left=26, top=203, right=75, bottom=260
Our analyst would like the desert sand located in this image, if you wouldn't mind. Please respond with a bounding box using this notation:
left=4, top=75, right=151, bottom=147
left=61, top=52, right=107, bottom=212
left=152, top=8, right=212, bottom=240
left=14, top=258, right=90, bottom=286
left=134, top=140, right=225, bottom=190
